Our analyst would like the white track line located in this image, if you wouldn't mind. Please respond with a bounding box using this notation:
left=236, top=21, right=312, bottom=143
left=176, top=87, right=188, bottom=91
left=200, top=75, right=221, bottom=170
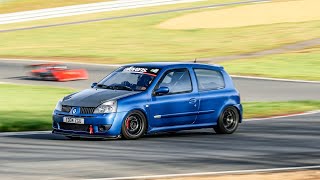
left=0, top=131, right=51, bottom=136
left=0, top=0, right=203, bottom=24
left=231, top=75, right=320, bottom=84
left=0, top=81, right=79, bottom=90
left=246, top=110, right=320, bottom=121
left=87, top=165, right=320, bottom=180
left=0, top=81, right=20, bottom=85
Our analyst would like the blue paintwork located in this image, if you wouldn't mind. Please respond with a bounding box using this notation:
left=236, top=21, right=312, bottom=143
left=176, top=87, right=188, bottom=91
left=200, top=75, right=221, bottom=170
left=52, top=62, right=242, bottom=138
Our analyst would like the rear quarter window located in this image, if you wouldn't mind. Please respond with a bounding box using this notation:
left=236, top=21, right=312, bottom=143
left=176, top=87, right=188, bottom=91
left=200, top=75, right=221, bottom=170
left=194, top=69, right=225, bottom=91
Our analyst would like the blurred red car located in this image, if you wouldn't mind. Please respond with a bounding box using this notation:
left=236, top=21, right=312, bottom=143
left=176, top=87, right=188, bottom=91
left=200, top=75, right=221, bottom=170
left=27, top=63, right=88, bottom=81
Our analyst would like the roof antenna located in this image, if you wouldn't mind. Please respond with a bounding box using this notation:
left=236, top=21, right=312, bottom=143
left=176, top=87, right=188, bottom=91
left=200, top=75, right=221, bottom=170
left=194, top=58, right=197, bottom=63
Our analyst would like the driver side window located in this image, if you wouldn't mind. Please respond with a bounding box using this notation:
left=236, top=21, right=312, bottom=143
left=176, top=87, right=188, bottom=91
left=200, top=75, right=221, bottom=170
left=157, top=68, right=192, bottom=94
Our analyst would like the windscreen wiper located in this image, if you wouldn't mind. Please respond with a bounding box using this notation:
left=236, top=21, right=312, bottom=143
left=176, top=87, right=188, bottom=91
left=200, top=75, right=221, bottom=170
left=110, top=85, right=133, bottom=91
left=97, top=84, right=114, bottom=89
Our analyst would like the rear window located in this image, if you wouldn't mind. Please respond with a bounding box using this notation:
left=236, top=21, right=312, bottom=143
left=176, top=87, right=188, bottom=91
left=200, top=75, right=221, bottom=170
left=194, top=69, right=225, bottom=91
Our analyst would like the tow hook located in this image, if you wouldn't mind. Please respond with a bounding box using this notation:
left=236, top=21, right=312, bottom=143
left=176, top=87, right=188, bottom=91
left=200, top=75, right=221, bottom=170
left=89, top=125, right=94, bottom=134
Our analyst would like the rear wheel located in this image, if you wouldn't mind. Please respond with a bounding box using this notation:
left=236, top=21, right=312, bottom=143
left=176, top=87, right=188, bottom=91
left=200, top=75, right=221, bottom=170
left=121, top=110, right=147, bottom=140
left=214, top=106, right=239, bottom=134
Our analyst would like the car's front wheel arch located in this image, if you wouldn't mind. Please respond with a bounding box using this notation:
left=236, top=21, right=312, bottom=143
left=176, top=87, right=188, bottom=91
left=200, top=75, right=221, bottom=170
left=121, top=109, right=148, bottom=140
left=124, top=108, right=149, bottom=128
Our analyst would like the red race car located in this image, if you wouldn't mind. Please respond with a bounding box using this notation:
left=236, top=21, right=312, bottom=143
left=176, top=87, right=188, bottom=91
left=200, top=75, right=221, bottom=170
left=27, top=63, right=88, bottom=81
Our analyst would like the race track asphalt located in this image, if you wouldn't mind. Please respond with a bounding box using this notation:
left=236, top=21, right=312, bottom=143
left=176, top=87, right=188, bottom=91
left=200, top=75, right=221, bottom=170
left=0, top=59, right=320, bottom=179
left=1, top=60, right=319, bottom=102
left=1, top=0, right=319, bottom=178
left=0, top=113, right=319, bottom=179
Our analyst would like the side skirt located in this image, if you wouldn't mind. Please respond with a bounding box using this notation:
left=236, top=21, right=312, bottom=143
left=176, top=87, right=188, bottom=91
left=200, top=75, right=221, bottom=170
left=147, top=123, right=217, bottom=134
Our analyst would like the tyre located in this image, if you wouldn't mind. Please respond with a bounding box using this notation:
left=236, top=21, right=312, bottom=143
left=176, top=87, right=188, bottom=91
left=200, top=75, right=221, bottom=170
left=214, top=106, right=240, bottom=134
left=121, top=110, right=147, bottom=140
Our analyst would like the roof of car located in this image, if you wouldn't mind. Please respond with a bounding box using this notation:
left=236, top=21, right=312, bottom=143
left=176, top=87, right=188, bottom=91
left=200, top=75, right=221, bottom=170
left=124, top=62, right=223, bottom=69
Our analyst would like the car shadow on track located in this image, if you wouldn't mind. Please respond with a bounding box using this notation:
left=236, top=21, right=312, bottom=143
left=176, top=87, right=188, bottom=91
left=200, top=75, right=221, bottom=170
left=145, top=130, right=215, bottom=139
left=7, top=76, right=38, bottom=80
left=3, top=129, right=217, bottom=141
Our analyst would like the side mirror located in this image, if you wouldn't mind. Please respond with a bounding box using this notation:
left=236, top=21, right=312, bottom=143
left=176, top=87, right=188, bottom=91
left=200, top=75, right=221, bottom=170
left=154, top=87, right=169, bottom=96
left=91, top=82, right=98, bottom=88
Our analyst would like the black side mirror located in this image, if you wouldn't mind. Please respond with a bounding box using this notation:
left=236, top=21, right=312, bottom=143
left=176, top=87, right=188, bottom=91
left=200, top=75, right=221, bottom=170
left=91, top=82, right=97, bottom=88
left=154, top=86, right=169, bottom=96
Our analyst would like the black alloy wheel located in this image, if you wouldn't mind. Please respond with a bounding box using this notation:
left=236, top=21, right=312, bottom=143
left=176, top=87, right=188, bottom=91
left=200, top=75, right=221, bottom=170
left=121, top=110, right=147, bottom=140
left=214, top=106, right=240, bottom=134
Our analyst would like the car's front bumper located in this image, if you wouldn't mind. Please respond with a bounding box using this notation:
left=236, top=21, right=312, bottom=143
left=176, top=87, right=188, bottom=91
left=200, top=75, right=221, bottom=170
left=52, top=110, right=127, bottom=138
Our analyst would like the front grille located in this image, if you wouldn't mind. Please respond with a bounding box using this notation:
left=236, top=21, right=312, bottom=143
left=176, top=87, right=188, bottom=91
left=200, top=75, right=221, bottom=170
left=59, top=122, right=89, bottom=131
left=80, top=107, right=95, bottom=114
left=61, top=106, right=95, bottom=114
left=62, top=105, right=71, bottom=113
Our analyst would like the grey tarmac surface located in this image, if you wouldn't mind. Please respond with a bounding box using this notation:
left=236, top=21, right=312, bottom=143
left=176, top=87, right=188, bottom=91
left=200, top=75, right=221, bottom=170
left=1, top=60, right=320, bottom=102
left=0, top=60, right=320, bottom=179
left=0, top=113, right=319, bottom=180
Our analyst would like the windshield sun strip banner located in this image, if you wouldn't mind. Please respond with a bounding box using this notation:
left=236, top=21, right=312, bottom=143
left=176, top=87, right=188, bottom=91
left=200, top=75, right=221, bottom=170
left=121, top=66, right=160, bottom=76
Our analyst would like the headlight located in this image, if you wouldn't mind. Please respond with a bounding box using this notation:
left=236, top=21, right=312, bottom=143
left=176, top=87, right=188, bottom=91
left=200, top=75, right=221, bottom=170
left=94, top=100, right=117, bottom=114
left=54, top=99, right=62, bottom=111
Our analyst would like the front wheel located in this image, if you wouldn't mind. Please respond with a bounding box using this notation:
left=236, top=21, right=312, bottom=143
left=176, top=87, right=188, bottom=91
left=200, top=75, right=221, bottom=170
left=121, top=110, right=147, bottom=140
left=214, top=106, right=240, bottom=134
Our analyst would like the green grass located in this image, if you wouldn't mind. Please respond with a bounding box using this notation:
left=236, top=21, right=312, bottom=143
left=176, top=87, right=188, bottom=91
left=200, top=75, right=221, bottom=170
left=221, top=47, right=320, bottom=81
left=0, top=0, right=320, bottom=64
left=0, top=84, right=75, bottom=132
left=0, top=83, right=319, bottom=132
left=0, top=0, right=112, bottom=14
left=243, top=101, right=320, bottom=119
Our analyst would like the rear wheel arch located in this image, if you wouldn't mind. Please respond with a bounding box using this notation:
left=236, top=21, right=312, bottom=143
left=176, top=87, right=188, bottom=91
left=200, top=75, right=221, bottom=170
left=217, top=103, right=242, bottom=122
left=214, top=105, right=240, bottom=134
left=232, top=105, right=242, bottom=123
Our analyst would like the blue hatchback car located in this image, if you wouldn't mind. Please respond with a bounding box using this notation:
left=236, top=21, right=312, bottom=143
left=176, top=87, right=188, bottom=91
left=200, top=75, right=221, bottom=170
left=52, top=63, right=242, bottom=139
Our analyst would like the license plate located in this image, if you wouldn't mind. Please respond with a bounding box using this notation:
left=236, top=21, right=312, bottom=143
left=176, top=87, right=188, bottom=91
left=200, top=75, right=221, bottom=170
left=63, top=117, right=84, bottom=124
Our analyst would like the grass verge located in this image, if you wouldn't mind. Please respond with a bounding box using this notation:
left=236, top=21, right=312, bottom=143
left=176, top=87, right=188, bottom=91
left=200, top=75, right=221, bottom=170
left=0, top=1, right=320, bottom=64
left=158, top=0, right=320, bottom=29
left=243, top=101, right=320, bottom=119
left=221, top=46, right=320, bottom=81
left=0, top=84, right=75, bottom=132
left=0, top=0, right=112, bottom=14
left=0, top=83, right=319, bottom=132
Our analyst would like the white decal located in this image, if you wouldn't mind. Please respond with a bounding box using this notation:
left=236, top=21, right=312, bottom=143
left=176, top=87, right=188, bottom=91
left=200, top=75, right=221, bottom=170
left=123, top=67, right=148, bottom=73
left=150, top=69, right=159, bottom=73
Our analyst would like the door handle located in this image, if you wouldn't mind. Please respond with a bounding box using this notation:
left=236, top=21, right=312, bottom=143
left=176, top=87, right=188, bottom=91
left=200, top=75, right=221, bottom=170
left=189, top=98, right=197, bottom=104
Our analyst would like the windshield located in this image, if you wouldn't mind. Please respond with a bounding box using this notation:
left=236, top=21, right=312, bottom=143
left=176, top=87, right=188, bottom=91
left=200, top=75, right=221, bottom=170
left=97, top=66, right=160, bottom=91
